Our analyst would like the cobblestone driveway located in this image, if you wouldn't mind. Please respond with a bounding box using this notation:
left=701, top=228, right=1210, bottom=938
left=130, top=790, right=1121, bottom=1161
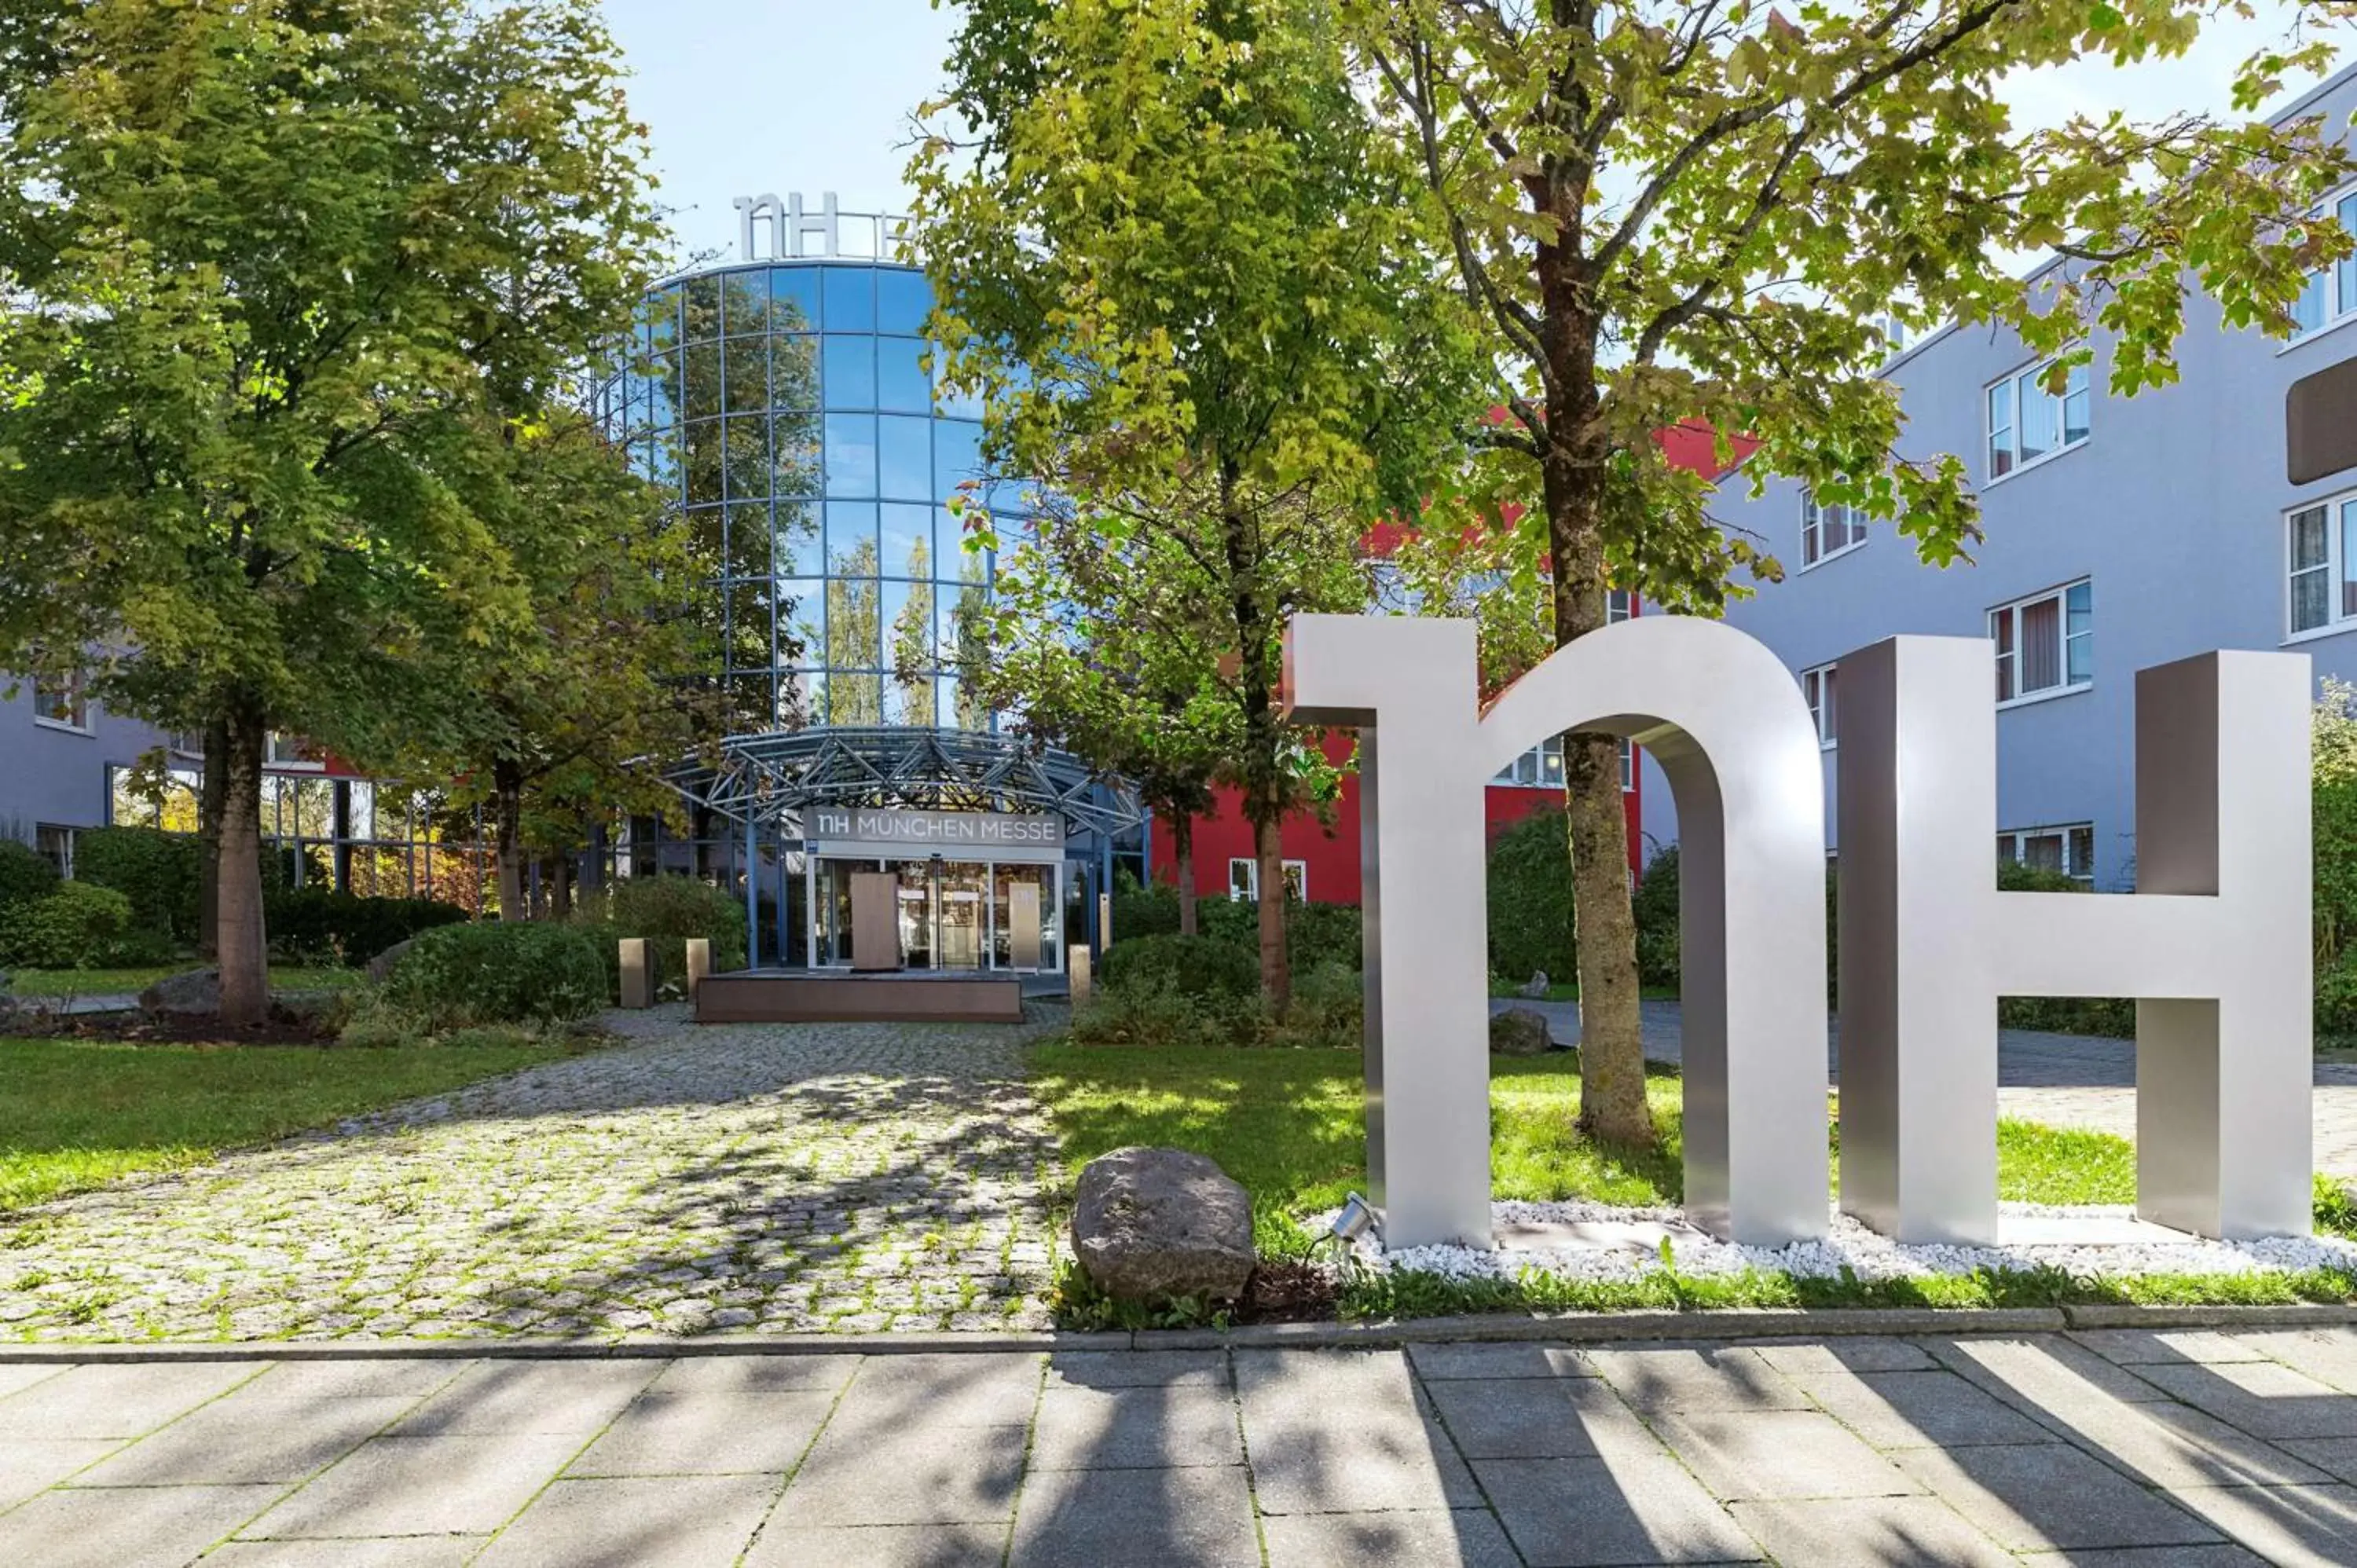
left=0, top=1007, right=1063, bottom=1343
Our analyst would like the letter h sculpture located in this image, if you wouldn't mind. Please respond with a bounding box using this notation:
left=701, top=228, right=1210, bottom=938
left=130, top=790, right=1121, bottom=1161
left=1838, top=639, right=2311, bottom=1242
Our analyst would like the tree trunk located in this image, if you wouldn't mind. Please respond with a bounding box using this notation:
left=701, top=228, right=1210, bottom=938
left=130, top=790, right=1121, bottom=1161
left=196, top=716, right=228, bottom=957
left=1540, top=401, right=1651, bottom=1147
left=214, top=705, right=269, bottom=1028
left=493, top=760, right=526, bottom=920
left=1173, top=814, right=1198, bottom=937
left=552, top=854, right=574, bottom=919
left=1255, top=815, right=1288, bottom=1014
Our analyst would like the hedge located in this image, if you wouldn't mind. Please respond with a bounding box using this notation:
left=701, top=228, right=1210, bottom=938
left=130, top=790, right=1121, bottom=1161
left=1098, top=932, right=1261, bottom=1000
left=379, top=921, right=610, bottom=1030
left=1110, top=885, right=1361, bottom=975
left=0, top=881, right=134, bottom=969
left=266, top=888, right=469, bottom=965
left=577, top=875, right=748, bottom=996
left=0, top=838, right=60, bottom=917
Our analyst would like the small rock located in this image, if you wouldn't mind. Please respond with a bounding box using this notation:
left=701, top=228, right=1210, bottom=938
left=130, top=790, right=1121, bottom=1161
left=365, top=937, right=419, bottom=984
left=1069, top=1145, right=1255, bottom=1304
left=1516, top=970, right=1550, bottom=998
left=1490, top=1006, right=1554, bottom=1057
left=137, top=968, right=220, bottom=1017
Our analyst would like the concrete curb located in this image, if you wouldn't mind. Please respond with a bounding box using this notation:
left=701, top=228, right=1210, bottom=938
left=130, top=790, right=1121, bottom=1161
left=13, top=1300, right=2356, bottom=1361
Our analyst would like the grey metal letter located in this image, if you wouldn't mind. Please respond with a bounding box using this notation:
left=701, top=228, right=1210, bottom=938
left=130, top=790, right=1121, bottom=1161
left=1286, top=614, right=1831, bottom=1248
left=1838, top=637, right=2312, bottom=1242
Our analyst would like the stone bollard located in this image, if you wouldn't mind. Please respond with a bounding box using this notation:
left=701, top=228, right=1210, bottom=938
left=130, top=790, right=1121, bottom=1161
left=1069, top=945, right=1092, bottom=1005
left=684, top=937, right=711, bottom=1001
left=1098, top=892, right=1112, bottom=949
left=618, top=938, right=651, bottom=1009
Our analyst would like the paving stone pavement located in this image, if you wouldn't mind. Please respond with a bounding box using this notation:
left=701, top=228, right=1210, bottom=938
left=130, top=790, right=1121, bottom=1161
left=0, top=1006, right=1065, bottom=1343
left=1495, top=997, right=2357, bottom=1179
left=13, top=1329, right=2357, bottom=1564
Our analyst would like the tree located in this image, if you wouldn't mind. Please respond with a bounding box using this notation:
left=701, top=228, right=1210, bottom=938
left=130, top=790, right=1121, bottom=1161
left=913, top=0, right=1479, bottom=1009
left=0, top=0, right=663, bottom=1022
left=1344, top=0, right=2355, bottom=1145
left=960, top=500, right=1229, bottom=936
left=430, top=407, right=728, bottom=920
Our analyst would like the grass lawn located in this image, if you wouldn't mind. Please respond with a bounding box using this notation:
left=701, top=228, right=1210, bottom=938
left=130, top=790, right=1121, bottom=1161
left=7, top=965, right=368, bottom=998
left=0, top=1035, right=581, bottom=1211
left=1030, top=1042, right=2357, bottom=1320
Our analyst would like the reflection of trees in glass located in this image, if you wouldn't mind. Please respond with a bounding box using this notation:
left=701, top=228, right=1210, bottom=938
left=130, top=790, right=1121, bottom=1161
left=951, top=579, right=993, bottom=729
left=827, top=537, right=882, bottom=724
left=889, top=540, right=935, bottom=724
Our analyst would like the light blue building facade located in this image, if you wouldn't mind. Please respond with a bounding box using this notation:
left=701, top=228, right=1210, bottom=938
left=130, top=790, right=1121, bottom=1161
left=1648, top=66, right=2357, bottom=890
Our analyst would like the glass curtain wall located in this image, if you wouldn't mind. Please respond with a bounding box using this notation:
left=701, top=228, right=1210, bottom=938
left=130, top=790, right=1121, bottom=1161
left=598, top=259, right=1008, bottom=736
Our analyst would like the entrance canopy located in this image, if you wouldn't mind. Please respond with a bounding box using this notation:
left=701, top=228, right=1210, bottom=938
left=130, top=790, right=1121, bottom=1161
left=665, top=725, right=1143, bottom=841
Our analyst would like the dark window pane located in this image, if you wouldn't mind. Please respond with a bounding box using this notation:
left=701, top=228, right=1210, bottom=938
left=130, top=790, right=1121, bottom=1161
left=726, top=579, right=773, bottom=671
left=768, top=334, right=819, bottom=411
left=822, top=267, right=874, bottom=333
left=878, top=339, right=930, bottom=414
left=684, top=277, right=721, bottom=341
left=769, top=266, right=820, bottom=332
left=825, top=414, right=878, bottom=497
left=876, top=269, right=931, bottom=335
left=2019, top=596, right=2062, bottom=692
left=827, top=502, right=878, bottom=576
left=684, top=420, right=722, bottom=504
left=879, top=416, right=932, bottom=500
left=723, top=339, right=765, bottom=412
left=823, top=335, right=876, bottom=409
left=723, top=417, right=768, bottom=500
left=881, top=504, right=932, bottom=578
left=683, top=341, right=721, bottom=419
left=724, top=502, right=771, bottom=580
left=723, top=271, right=768, bottom=336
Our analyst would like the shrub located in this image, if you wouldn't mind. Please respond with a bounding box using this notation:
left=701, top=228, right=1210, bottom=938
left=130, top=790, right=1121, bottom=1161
left=1486, top=806, right=1575, bottom=984
left=1113, top=882, right=1182, bottom=940
left=73, top=826, right=202, bottom=941
left=1267, top=960, right=1362, bottom=1046
left=0, top=881, right=133, bottom=969
left=266, top=888, right=467, bottom=965
left=1070, top=978, right=1260, bottom=1048
left=379, top=921, right=609, bottom=1030
left=0, top=838, right=60, bottom=917
left=583, top=875, right=748, bottom=994
left=1099, top=932, right=1260, bottom=1000
left=1631, top=845, right=1680, bottom=989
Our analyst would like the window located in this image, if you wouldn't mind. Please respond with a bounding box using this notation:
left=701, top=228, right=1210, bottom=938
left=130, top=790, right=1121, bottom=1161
left=2286, top=493, right=2357, bottom=637
left=1227, top=858, right=1308, bottom=901
left=1985, top=357, right=2090, bottom=479
left=1800, top=489, right=1864, bottom=567
left=2287, top=187, right=2357, bottom=343
left=34, top=824, right=72, bottom=878
left=1493, top=735, right=1637, bottom=793
left=31, top=671, right=86, bottom=731
left=1989, top=580, right=2092, bottom=704
left=167, top=729, right=203, bottom=757
left=1801, top=663, right=1838, bottom=747
left=1998, top=823, right=2096, bottom=885
left=266, top=732, right=326, bottom=768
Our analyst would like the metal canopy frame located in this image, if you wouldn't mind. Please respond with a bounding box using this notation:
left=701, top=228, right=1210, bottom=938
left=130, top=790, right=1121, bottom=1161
left=665, top=726, right=1142, bottom=841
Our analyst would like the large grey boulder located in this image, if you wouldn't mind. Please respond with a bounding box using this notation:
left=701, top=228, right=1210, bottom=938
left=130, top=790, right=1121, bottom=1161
left=365, top=937, right=418, bottom=984
left=1516, top=970, right=1550, bottom=998
left=1070, top=1146, right=1255, bottom=1304
left=1490, top=1006, right=1554, bottom=1057
left=137, top=967, right=219, bottom=1016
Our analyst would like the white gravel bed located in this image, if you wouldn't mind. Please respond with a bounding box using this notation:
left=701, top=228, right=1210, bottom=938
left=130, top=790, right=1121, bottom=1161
left=1340, top=1199, right=2357, bottom=1284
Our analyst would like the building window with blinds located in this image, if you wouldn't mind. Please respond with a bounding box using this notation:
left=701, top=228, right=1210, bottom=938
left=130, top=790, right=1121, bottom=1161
left=1999, top=822, right=2097, bottom=885
left=1990, top=580, right=2092, bottom=705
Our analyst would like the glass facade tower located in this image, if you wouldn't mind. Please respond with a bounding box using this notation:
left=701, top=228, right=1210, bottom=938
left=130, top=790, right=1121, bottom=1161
left=597, top=257, right=1000, bottom=731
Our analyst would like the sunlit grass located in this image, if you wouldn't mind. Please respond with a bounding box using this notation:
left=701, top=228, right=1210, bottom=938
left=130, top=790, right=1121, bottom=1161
left=6, top=965, right=367, bottom=998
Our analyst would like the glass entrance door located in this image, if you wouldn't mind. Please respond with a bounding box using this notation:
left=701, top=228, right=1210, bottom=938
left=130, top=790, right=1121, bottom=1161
left=992, top=863, right=1060, bottom=972
left=938, top=861, right=987, bottom=970
left=895, top=862, right=934, bottom=969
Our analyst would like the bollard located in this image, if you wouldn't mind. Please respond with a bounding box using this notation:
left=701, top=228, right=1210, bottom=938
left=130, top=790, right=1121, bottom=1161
left=684, top=937, right=711, bottom=1001
left=618, top=937, right=651, bottom=1009
left=1098, top=892, right=1112, bottom=950
left=1069, top=944, right=1092, bottom=1005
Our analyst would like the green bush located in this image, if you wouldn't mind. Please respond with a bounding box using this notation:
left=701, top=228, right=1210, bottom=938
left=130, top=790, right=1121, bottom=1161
left=1267, top=960, right=1362, bottom=1046
left=1070, top=978, right=1260, bottom=1048
left=582, top=875, right=748, bottom=995
left=0, top=882, right=133, bottom=969
left=379, top=921, right=610, bottom=1031
left=0, top=838, right=60, bottom=917
left=1486, top=806, right=1575, bottom=984
left=1115, top=883, right=1363, bottom=975
left=266, top=888, right=467, bottom=965
left=1099, top=933, right=1260, bottom=1000
left=1113, top=882, right=1182, bottom=940
left=1631, top=844, right=1680, bottom=988
left=73, top=826, right=202, bottom=941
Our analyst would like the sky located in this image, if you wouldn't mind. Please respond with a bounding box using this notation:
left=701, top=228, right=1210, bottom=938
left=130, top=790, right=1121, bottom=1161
left=599, top=1, right=2350, bottom=270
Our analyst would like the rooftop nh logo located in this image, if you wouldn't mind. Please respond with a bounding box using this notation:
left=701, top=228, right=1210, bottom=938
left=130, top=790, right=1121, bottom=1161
left=731, top=192, right=915, bottom=265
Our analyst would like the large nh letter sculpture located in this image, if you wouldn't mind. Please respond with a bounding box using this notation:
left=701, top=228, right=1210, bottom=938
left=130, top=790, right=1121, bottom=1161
left=1284, top=614, right=1831, bottom=1248
left=1838, top=639, right=2312, bottom=1242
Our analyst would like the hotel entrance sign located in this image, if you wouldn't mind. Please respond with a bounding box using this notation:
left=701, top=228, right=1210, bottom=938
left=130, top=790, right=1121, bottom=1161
left=808, top=807, right=1064, bottom=851
left=732, top=192, right=915, bottom=263
left=1284, top=612, right=2313, bottom=1253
